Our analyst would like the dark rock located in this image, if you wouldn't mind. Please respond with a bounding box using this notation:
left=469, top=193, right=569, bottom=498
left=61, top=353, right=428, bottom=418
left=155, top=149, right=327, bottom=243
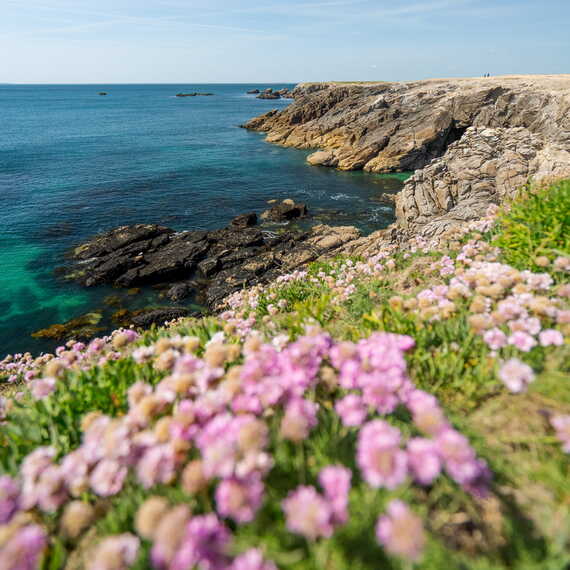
left=131, top=308, right=194, bottom=328
left=166, top=282, right=195, bottom=302
left=176, top=92, right=214, bottom=97
left=65, top=215, right=360, bottom=311
left=257, top=93, right=281, bottom=100
left=261, top=199, right=308, bottom=221
left=230, top=212, right=257, bottom=228
left=247, top=89, right=260, bottom=94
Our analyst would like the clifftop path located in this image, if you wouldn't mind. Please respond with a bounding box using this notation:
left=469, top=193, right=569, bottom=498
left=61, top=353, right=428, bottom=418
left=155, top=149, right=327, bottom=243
left=243, top=75, right=570, bottom=238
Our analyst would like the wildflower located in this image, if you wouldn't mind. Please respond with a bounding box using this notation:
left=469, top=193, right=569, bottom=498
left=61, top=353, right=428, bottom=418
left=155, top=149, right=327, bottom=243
left=357, top=420, right=407, bottom=489
left=483, top=328, right=507, bottom=350
left=407, top=438, right=441, bottom=485
left=282, top=486, right=333, bottom=540
left=170, top=514, right=231, bottom=570
left=150, top=505, right=191, bottom=569
left=215, top=475, right=264, bottom=523
left=90, top=459, right=128, bottom=497
left=280, top=399, right=318, bottom=443
left=231, top=549, right=277, bottom=570
left=335, top=394, right=368, bottom=427
left=89, top=533, right=140, bottom=570
left=319, top=465, right=351, bottom=525
left=137, top=444, right=177, bottom=488
left=181, top=460, right=209, bottom=495
left=376, top=500, right=425, bottom=562
left=135, top=497, right=170, bottom=540
left=551, top=415, right=570, bottom=453
left=508, top=331, right=537, bottom=352
left=60, top=501, right=95, bottom=539
left=538, top=329, right=564, bottom=347
left=0, top=524, right=47, bottom=570
left=0, top=475, right=19, bottom=524
left=498, top=358, right=535, bottom=393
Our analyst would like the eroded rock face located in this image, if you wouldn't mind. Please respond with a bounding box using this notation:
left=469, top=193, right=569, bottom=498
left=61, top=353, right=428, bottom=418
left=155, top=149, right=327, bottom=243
left=243, top=75, right=570, bottom=234
left=66, top=221, right=359, bottom=309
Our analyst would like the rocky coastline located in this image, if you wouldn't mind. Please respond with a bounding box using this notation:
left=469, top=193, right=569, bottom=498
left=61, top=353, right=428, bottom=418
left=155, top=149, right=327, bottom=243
left=53, top=76, right=570, bottom=340
left=53, top=201, right=358, bottom=338
left=243, top=75, right=570, bottom=240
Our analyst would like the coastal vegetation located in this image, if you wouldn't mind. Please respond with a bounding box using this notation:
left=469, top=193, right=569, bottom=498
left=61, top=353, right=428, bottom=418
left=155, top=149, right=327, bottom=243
left=0, top=179, right=568, bottom=569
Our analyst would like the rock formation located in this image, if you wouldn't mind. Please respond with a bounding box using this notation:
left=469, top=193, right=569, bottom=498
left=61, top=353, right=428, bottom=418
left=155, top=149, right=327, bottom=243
left=243, top=75, right=570, bottom=237
left=66, top=221, right=359, bottom=310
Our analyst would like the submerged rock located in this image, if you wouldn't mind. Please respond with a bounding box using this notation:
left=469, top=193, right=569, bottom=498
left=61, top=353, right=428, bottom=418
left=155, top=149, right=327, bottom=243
left=31, top=312, right=104, bottom=341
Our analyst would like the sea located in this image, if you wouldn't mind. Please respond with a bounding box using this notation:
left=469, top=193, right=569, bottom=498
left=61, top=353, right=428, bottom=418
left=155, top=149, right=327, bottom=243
left=0, top=83, right=407, bottom=356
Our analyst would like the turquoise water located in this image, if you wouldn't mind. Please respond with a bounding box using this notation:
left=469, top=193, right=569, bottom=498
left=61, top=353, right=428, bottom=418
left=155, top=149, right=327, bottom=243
left=0, top=84, right=404, bottom=356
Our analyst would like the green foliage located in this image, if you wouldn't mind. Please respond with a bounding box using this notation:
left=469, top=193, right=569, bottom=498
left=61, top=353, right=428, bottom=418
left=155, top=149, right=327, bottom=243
left=492, top=180, right=570, bottom=274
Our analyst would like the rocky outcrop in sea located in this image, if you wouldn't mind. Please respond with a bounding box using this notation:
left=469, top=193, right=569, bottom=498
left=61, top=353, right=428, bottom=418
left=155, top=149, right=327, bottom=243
left=243, top=75, right=570, bottom=239
left=65, top=207, right=359, bottom=311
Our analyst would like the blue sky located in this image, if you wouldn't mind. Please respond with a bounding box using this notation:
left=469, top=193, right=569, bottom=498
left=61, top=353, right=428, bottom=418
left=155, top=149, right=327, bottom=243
left=1, top=0, right=569, bottom=83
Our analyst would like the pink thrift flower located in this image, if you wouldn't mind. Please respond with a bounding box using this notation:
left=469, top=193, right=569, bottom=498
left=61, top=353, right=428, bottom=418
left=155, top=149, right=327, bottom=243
left=89, top=533, right=140, bottom=570
left=319, top=466, right=351, bottom=525
left=483, top=328, right=507, bottom=350
left=90, top=459, right=128, bottom=497
left=280, top=399, right=318, bottom=443
left=0, top=524, right=47, bottom=570
left=508, top=331, right=537, bottom=352
left=376, top=500, right=425, bottom=562
left=498, top=358, right=535, bottom=393
left=551, top=415, right=570, bottom=453
left=231, top=549, right=277, bottom=570
left=335, top=394, right=367, bottom=427
left=539, top=329, right=564, bottom=347
left=282, top=486, right=333, bottom=540
left=407, top=438, right=441, bottom=485
left=0, top=475, right=20, bottom=524
left=137, top=445, right=176, bottom=489
left=215, top=475, right=264, bottom=523
left=357, top=420, right=408, bottom=489
left=171, top=514, right=231, bottom=570
left=30, top=377, right=56, bottom=400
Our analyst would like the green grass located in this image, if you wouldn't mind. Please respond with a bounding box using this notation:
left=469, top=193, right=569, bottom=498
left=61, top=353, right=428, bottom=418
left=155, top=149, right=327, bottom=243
left=492, top=179, right=570, bottom=275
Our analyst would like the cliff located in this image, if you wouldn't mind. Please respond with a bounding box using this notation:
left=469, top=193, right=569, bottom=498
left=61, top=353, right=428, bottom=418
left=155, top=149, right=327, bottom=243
left=243, top=75, right=570, bottom=238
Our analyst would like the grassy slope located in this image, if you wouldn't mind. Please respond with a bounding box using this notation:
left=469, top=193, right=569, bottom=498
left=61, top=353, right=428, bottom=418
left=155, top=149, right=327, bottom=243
left=0, top=181, right=569, bottom=569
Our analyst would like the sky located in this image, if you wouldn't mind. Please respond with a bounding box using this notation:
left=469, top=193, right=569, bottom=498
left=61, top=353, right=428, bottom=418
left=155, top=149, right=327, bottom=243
left=1, top=0, right=569, bottom=83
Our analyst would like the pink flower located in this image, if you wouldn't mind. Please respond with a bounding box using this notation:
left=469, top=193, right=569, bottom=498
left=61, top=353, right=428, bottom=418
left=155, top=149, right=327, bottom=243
left=407, top=438, right=441, bottom=485
left=280, top=398, right=318, bottom=443
left=498, top=358, right=535, bottom=393
left=357, top=420, right=407, bottom=489
left=215, top=475, right=264, bottom=523
left=335, top=394, right=367, bottom=427
left=0, top=476, right=20, bottom=524
left=376, top=500, right=425, bottom=562
left=231, top=549, right=277, bottom=570
left=171, top=514, right=231, bottom=570
left=90, top=459, right=128, bottom=497
left=483, top=328, right=507, bottom=350
left=89, top=533, right=140, bottom=570
left=538, top=329, right=564, bottom=347
left=30, top=377, right=56, bottom=400
left=282, top=486, right=333, bottom=540
left=319, top=466, right=351, bottom=525
left=508, top=331, right=537, bottom=352
left=0, top=524, right=47, bottom=570
left=551, top=415, right=570, bottom=453
left=137, top=445, right=177, bottom=489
